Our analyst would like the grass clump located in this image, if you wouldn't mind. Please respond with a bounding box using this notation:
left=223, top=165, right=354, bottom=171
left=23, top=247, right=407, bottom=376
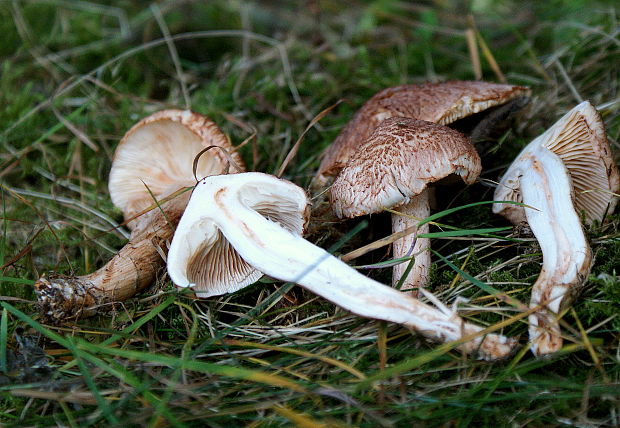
left=1, top=0, right=619, bottom=426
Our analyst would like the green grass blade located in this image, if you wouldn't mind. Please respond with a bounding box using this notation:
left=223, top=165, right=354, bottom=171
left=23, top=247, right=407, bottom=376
left=0, top=307, right=7, bottom=373
left=1, top=302, right=70, bottom=347
left=0, top=190, right=6, bottom=268
left=75, top=346, right=185, bottom=427
left=67, top=340, right=119, bottom=425
left=418, top=200, right=528, bottom=227
left=0, top=302, right=119, bottom=424
left=431, top=249, right=527, bottom=310
left=0, top=276, right=35, bottom=285
left=76, top=339, right=308, bottom=394
left=355, top=309, right=532, bottom=391
left=100, top=294, right=177, bottom=346
left=418, top=226, right=511, bottom=238
left=147, top=301, right=198, bottom=428
left=394, top=256, right=415, bottom=290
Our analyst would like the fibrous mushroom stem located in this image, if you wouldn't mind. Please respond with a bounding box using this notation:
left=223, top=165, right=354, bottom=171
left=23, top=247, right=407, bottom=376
left=519, top=148, right=592, bottom=355
left=35, top=196, right=188, bottom=323
left=391, top=188, right=431, bottom=295
left=209, top=185, right=516, bottom=360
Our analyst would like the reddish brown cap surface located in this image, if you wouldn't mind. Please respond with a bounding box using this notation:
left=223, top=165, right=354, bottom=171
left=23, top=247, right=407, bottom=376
left=316, top=81, right=530, bottom=184
left=109, top=109, right=244, bottom=228
left=330, top=117, right=481, bottom=218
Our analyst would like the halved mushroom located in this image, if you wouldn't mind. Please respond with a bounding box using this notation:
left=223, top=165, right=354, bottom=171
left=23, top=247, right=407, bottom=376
left=35, top=110, right=246, bottom=323
left=314, top=80, right=530, bottom=188
left=167, top=172, right=517, bottom=360
left=493, top=101, right=620, bottom=355
left=330, top=117, right=481, bottom=294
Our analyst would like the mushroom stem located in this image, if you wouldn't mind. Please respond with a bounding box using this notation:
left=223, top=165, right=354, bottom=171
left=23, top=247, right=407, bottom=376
left=169, top=174, right=517, bottom=360
left=35, top=196, right=188, bottom=323
left=391, top=188, right=431, bottom=295
left=518, top=148, right=592, bottom=355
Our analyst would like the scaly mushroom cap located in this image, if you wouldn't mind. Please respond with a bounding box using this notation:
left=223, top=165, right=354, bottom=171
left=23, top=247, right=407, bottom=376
left=493, top=101, right=620, bottom=224
left=316, top=81, right=530, bottom=182
left=109, top=109, right=244, bottom=228
left=167, top=172, right=310, bottom=297
left=330, top=117, right=481, bottom=218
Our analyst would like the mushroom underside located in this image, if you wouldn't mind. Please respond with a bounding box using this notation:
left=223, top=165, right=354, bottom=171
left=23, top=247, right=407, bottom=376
left=172, top=184, right=308, bottom=297
left=449, top=96, right=530, bottom=143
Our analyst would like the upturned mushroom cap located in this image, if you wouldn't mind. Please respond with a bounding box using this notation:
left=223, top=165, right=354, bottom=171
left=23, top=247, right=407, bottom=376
left=330, top=117, right=481, bottom=218
left=109, top=109, right=244, bottom=228
left=167, top=172, right=310, bottom=297
left=316, top=81, right=530, bottom=182
left=493, top=101, right=620, bottom=225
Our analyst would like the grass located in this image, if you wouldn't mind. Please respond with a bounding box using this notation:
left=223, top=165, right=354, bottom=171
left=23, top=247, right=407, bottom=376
left=1, top=0, right=620, bottom=426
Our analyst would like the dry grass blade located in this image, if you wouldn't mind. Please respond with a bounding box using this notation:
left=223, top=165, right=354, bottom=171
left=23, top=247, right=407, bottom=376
left=470, top=18, right=506, bottom=83
left=276, top=100, right=343, bottom=178
left=52, top=106, right=99, bottom=152
left=150, top=3, right=191, bottom=109
left=570, top=308, right=608, bottom=381
left=341, top=224, right=418, bottom=262
left=10, top=388, right=118, bottom=406
left=271, top=404, right=334, bottom=428
left=466, top=16, right=482, bottom=80
left=192, top=145, right=243, bottom=181
left=221, top=339, right=367, bottom=380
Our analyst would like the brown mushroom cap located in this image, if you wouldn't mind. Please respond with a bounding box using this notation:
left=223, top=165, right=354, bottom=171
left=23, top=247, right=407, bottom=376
left=330, top=117, right=481, bottom=218
left=109, top=109, right=244, bottom=228
left=494, top=101, right=620, bottom=225
left=316, top=81, right=529, bottom=182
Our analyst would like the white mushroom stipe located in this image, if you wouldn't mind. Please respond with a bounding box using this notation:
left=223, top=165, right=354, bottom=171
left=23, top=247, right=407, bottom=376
left=167, top=172, right=518, bottom=360
left=392, top=188, right=431, bottom=291
left=519, top=149, right=592, bottom=355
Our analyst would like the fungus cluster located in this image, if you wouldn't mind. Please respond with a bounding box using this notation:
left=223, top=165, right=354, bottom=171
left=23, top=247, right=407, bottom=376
left=314, top=80, right=531, bottom=187
left=37, top=80, right=618, bottom=360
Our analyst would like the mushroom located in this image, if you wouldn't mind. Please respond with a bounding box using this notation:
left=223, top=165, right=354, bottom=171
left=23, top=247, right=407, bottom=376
left=314, top=80, right=530, bottom=188
left=493, top=101, right=620, bottom=355
left=330, top=117, right=481, bottom=294
left=166, top=172, right=517, bottom=360
left=35, top=109, right=245, bottom=323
